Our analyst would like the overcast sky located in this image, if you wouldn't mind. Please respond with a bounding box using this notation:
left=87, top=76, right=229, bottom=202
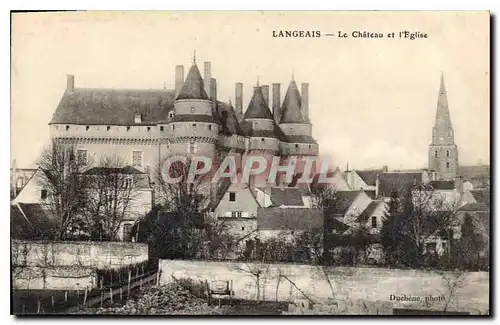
left=11, top=11, right=490, bottom=170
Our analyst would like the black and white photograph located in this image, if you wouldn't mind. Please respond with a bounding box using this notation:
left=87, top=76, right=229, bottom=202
left=9, top=11, right=490, bottom=316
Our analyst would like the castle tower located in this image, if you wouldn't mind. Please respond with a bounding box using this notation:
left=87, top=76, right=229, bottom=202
left=167, top=56, right=219, bottom=159
left=428, top=73, right=459, bottom=181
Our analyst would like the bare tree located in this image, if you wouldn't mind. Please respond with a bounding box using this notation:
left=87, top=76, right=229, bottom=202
left=37, top=142, right=92, bottom=240
left=83, top=153, right=144, bottom=241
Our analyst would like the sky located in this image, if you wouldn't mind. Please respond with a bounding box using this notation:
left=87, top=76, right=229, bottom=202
left=11, top=11, right=490, bottom=170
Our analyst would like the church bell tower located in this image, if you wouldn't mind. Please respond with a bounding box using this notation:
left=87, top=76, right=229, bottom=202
left=428, top=73, right=459, bottom=181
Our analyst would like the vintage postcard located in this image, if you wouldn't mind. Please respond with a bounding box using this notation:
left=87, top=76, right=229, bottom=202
left=10, top=11, right=490, bottom=316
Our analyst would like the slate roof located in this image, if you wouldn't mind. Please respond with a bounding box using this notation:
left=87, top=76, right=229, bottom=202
left=12, top=203, right=58, bottom=239
left=377, top=172, right=423, bottom=198
left=176, top=63, right=209, bottom=100
left=243, top=86, right=274, bottom=120
left=270, top=187, right=304, bottom=206
left=280, top=80, right=306, bottom=124
left=327, top=190, right=362, bottom=215
left=215, top=101, right=245, bottom=136
left=257, top=207, right=323, bottom=230
left=50, top=88, right=176, bottom=125
left=427, top=180, right=456, bottom=190
left=239, top=119, right=288, bottom=141
left=355, top=169, right=381, bottom=186
left=357, top=201, right=381, bottom=223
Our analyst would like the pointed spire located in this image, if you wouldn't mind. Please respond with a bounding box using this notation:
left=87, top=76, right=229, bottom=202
left=279, top=79, right=305, bottom=124
left=256, top=76, right=260, bottom=87
left=193, top=50, right=197, bottom=64
left=435, top=72, right=452, bottom=130
left=292, top=70, right=295, bottom=81
left=243, top=86, right=274, bottom=120
left=176, top=60, right=209, bottom=100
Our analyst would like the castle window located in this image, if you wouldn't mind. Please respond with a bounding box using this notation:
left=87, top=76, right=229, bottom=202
left=435, top=150, right=438, bottom=158
left=169, top=111, right=174, bottom=119
left=147, top=126, right=151, bottom=132
left=86, top=126, right=89, bottom=131
left=188, top=141, right=196, bottom=154
left=193, top=124, right=197, bottom=131
left=134, top=113, right=142, bottom=124
left=124, top=177, right=133, bottom=189
left=371, top=216, right=377, bottom=228
left=229, top=192, right=236, bottom=202
left=132, top=151, right=143, bottom=167
left=446, top=162, right=450, bottom=169
left=160, top=126, right=164, bottom=132
left=41, top=189, right=48, bottom=200
left=66, top=125, right=70, bottom=131
left=127, top=126, right=131, bottom=131
left=295, top=144, right=299, bottom=148
left=77, top=149, right=87, bottom=166
left=107, top=126, right=111, bottom=131
left=446, top=150, right=450, bottom=157
left=241, top=227, right=245, bottom=231
left=190, top=107, right=195, bottom=113
left=261, top=138, right=265, bottom=142
left=309, top=145, right=311, bottom=149
left=209, top=125, right=212, bottom=130
left=172, top=124, right=175, bottom=130
left=123, top=223, right=132, bottom=242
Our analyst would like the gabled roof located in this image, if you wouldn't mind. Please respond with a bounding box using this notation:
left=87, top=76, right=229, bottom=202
left=377, top=172, right=423, bottom=198
left=50, top=88, right=176, bottom=125
left=243, top=86, right=274, bottom=120
left=357, top=201, right=382, bottom=223
left=280, top=80, right=306, bottom=124
left=327, top=190, right=363, bottom=215
left=355, top=170, right=382, bottom=186
left=427, top=180, right=456, bottom=190
left=12, top=203, right=58, bottom=240
left=214, top=101, right=245, bottom=136
left=270, top=187, right=304, bottom=207
left=257, top=207, right=323, bottom=230
left=176, top=63, right=209, bottom=100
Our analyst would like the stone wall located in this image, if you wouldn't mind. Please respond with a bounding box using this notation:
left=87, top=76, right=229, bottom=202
left=12, top=266, right=97, bottom=290
left=12, top=240, right=148, bottom=269
left=159, top=259, right=489, bottom=314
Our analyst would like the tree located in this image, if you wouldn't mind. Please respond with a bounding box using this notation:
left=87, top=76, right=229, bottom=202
left=83, top=154, right=144, bottom=241
left=37, top=142, right=91, bottom=240
left=452, top=213, right=485, bottom=270
left=381, top=186, right=460, bottom=268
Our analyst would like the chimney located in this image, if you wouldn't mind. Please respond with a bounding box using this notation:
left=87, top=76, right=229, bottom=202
left=261, top=85, right=270, bottom=106
left=204, top=61, right=211, bottom=99
left=67, top=75, right=75, bottom=93
left=210, top=78, right=217, bottom=109
left=272, top=83, right=281, bottom=123
left=175, top=65, right=184, bottom=97
left=301, top=83, right=309, bottom=121
left=235, top=82, right=243, bottom=120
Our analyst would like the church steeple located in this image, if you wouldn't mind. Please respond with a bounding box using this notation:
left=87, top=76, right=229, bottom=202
left=429, top=73, right=459, bottom=181
left=432, top=72, right=454, bottom=145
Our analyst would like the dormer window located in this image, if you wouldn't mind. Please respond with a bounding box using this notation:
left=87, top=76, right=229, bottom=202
left=134, top=113, right=142, bottom=124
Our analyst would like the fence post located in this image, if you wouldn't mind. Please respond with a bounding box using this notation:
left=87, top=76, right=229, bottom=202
left=64, top=291, right=68, bottom=302
left=100, top=292, right=103, bottom=308
left=110, top=287, right=113, bottom=304
left=128, top=269, right=132, bottom=294
left=37, top=299, right=41, bottom=314
left=51, top=295, right=55, bottom=311
left=83, top=287, right=88, bottom=307
left=22, top=304, right=26, bottom=314
left=110, top=270, right=113, bottom=288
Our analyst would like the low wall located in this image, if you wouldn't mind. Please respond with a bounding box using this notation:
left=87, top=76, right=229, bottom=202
left=159, top=259, right=489, bottom=314
left=13, top=266, right=97, bottom=290
left=12, top=240, right=148, bottom=269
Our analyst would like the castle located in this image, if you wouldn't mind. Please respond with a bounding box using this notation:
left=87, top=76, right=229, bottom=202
left=48, top=55, right=319, bottom=187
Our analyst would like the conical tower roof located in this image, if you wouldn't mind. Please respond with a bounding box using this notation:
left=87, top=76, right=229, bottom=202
left=243, top=86, right=274, bottom=120
left=176, top=61, right=209, bottom=100
left=280, top=80, right=306, bottom=123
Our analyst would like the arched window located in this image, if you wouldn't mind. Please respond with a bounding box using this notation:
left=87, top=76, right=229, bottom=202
left=446, top=162, right=450, bottom=168
left=446, top=150, right=450, bottom=157
left=435, top=150, right=438, bottom=158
